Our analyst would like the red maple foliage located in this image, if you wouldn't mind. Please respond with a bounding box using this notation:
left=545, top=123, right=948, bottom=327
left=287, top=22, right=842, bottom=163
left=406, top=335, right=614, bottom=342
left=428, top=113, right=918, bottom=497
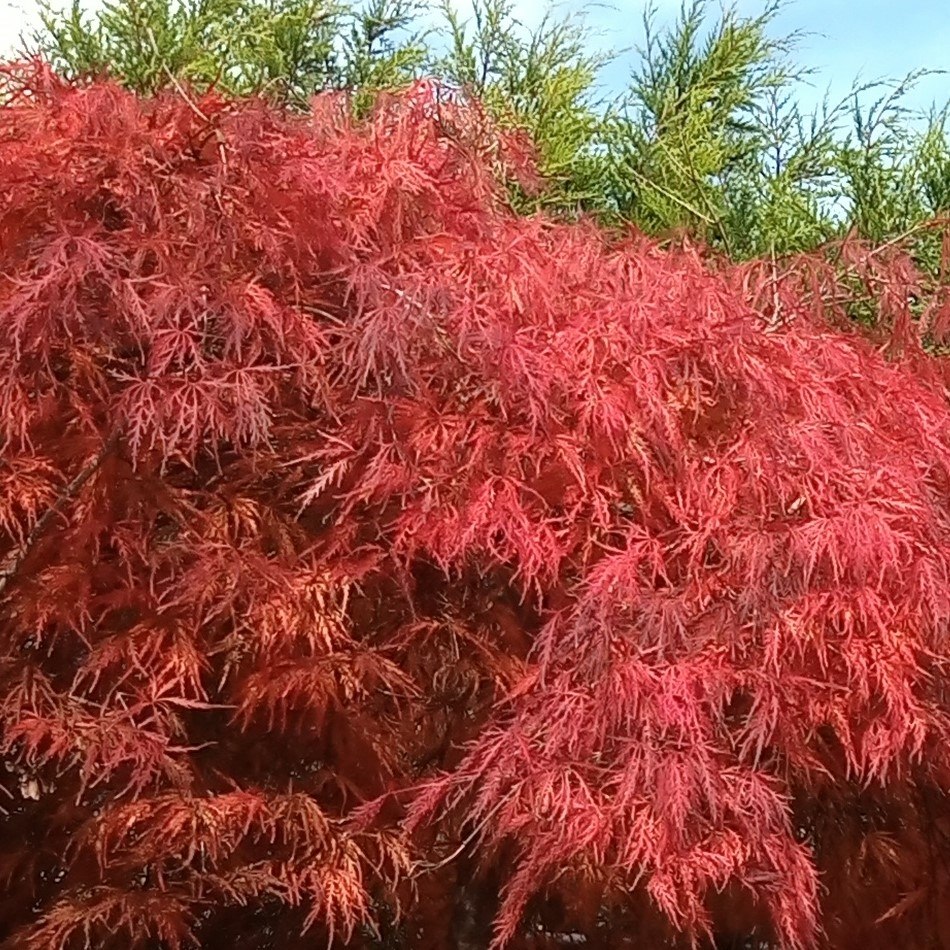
left=3, top=59, right=950, bottom=950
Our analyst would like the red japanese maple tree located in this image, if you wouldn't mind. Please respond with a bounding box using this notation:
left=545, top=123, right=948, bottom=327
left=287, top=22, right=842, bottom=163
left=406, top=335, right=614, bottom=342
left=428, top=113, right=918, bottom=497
left=2, top=60, right=950, bottom=950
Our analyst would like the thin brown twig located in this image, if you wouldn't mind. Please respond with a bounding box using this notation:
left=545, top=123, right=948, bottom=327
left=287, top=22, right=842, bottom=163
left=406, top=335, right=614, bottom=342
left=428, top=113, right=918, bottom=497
left=145, top=27, right=210, bottom=124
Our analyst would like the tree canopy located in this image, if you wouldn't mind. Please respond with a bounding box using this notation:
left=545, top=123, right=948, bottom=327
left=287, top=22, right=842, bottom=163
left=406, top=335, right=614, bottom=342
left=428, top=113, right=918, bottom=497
left=5, top=2, right=950, bottom=948
left=25, top=0, right=950, bottom=255
left=2, top=59, right=950, bottom=949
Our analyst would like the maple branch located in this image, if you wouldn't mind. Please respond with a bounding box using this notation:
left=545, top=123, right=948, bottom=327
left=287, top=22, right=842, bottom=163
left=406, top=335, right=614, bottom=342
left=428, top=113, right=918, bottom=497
left=0, top=430, right=121, bottom=600
left=417, top=796, right=508, bottom=872
left=821, top=214, right=950, bottom=290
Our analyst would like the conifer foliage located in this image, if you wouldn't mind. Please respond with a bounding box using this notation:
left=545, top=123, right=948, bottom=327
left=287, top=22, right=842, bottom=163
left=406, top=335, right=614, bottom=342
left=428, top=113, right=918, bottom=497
left=3, top=61, right=950, bottom=950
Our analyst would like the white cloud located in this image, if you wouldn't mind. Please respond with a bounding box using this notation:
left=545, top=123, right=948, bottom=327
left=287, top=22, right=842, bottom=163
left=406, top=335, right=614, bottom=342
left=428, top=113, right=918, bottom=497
left=0, top=1, right=40, bottom=55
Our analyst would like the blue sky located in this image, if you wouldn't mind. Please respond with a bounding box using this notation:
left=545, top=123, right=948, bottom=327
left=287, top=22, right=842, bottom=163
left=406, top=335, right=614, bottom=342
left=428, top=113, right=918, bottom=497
left=518, top=0, right=950, bottom=120
left=597, top=0, right=950, bottom=117
left=1, top=0, right=948, bottom=119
